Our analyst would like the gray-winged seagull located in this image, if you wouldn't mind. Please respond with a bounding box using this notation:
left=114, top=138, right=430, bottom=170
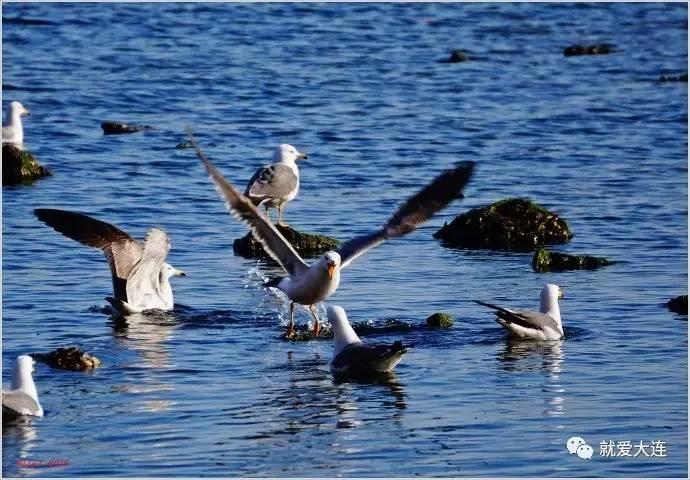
left=329, top=305, right=408, bottom=375
left=475, top=284, right=565, bottom=340
left=189, top=133, right=475, bottom=338
left=2, top=355, right=43, bottom=418
left=244, top=144, right=308, bottom=225
left=34, top=209, right=186, bottom=315
left=2, top=101, right=30, bottom=148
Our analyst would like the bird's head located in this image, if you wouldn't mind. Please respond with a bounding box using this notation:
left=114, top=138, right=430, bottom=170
left=327, top=305, right=361, bottom=349
left=16, top=355, right=35, bottom=375
left=274, top=144, right=308, bottom=164
left=10, top=101, right=30, bottom=117
left=164, top=263, right=186, bottom=279
left=542, top=284, right=564, bottom=301
left=321, top=251, right=341, bottom=279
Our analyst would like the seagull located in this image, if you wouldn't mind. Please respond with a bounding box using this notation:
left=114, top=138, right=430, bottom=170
left=474, top=284, right=565, bottom=340
left=34, top=209, right=186, bottom=315
left=2, top=355, right=43, bottom=418
left=244, top=144, right=308, bottom=225
left=189, top=133, right=475, bottom=338
left=329, top=305, right=408, bottom=375
left=2, top=101, right=31, bottom=148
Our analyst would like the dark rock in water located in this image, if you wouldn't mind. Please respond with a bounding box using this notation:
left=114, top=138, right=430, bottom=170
left=563, top=44, right=614, bottom=56
left=101, top=121, right=154, bottom=135
left=2, top=144, right=52, bottom=185
left=234, top=224, right=340, bottom=259
left=176, top=140, right=194, bottom=149
left=284, top=318, right=414, bottom=342
left=659, top=73, right=688, bottom=82
left=532, top=247, right=613, bottom=272
left=32, top=347, right=101, bottom=371
left=667, top=295, right=688, bottom=315
left=425, top=312, right=454, bottom=328
left=440, top=49, right=470, bottom=63
left=434, top=198, right=572, bottom=251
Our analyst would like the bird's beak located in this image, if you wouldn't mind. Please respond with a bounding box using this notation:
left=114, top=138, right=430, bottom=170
left=327, top=263, right=335, bottom=279
left=559, top=289, right=564, bottom=299
left=23, top=109, right=31, bottom=116
left=175, top=269, right=187, bottom=277
left=297, top=152, right=308, bottom=160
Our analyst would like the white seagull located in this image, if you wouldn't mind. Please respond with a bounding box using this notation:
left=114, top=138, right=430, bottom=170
left=190, top=133, right=475, bottom=337
left=2, top=101, right=31, bottom=148
left=244, top=144, right=308, bottom=225
left=475, top=284, right=565, bottom=340
left=34, top=209, right=186, bottom=315
left=2, top=355, right=43, bottom=418
left=329, top=305, right=408, bottom=375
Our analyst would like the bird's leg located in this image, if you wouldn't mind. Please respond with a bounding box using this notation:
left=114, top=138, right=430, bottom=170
left=285, top=302, right=295, bottom=339
left=308, top=304, right=321, bottom=337
left=277, top=204, right=286, bottom=227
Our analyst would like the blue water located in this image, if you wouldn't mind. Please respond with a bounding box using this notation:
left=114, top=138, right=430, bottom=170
left=2, top=3, right=687, bottom=477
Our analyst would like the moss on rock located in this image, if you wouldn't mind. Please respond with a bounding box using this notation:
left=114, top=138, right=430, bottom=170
left=434, top=198, right=572, bottom=251
left=32, top=347, right=101, bottom=371
left=2, top=144, right=52, bottom=185
left=234, top=224, right=340, bottom=259
left=101, top=121, right=154, bottom=135
left=532, top=247, right=613, bottom=272
left=425, top=312, right=454, bottom=328
left=667, top=295, right=688, bottom=315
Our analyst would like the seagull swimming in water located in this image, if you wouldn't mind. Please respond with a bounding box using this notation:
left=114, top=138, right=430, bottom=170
left=329, top=305, right=408, bottom=375
left=189, top=132, right=475, bottom=337
left=34, top=209, right=186, bottom=315
left=244, top=144, right=308, bottom=225
left=2, top=101, right=31, bottom=148
left=475, top=284, right=565, bottom=340
left=2, top=355, right=43, bottom=418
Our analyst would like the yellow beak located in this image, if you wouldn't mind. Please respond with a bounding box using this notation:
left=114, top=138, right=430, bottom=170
left=327, top=264, right=335, bottom=279
left=559, top=289, right=565, bottom=299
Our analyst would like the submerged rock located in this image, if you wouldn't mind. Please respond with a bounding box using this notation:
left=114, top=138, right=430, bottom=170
left=101, top=121, right=154, bottom=135
left=234, top=224, right=340, bottom=259
left=32, top=347, right=101, bottom=371
left=176, top=140, right=194, bottom=149
left=659, top=73, right=688, bottom=82
left=425, top=312, right=454, bottom=328
left=439, top=49, right=470, bottom=63
left=434, top=198, right=572, bottom=251
left=532, top=247, right=613, bottom=272
left=667, top=295, right=688, bottom=315
left=2, top=144, right=52, bottom=185
left=563, top=44, right=614, bottom=56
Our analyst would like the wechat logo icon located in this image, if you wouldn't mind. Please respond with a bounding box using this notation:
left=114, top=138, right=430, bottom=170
left=567, top=436, right=593, bottom=460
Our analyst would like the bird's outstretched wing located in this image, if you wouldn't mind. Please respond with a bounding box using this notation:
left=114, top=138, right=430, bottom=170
left=188, top=131, right=309, bottom=276
left=473, top=300, right=558, bottom=330
left=34, top=208, right=143, bottom=301
left=337, top=161, right=475, bottom=268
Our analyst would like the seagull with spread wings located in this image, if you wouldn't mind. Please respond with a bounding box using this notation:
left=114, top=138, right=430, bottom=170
left=34, top=209, right=186, bottom=315
left=190, top=134, right=475, bottom=338
left=2, top=355, right=43, bottom=418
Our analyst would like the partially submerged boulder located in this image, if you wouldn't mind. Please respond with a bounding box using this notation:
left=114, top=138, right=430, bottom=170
left=563, top=44, right=614, bottom=56
left=285, top=318, right=413, bottom=341
left=659, top=73, right=688, bottom=82
left=439, top=49, right=470, bottom=63
left=32, top=347, right=101, bottom=371
left=234, top=224, right=340, bottom=259
left=101, top=121, right=154, bottom=135
left=532, top=247, right=613, bottom=272
left=434, top=198, right=572, bottom=251
left=425, top=312, right=454, bottom=328
left=2, top=144, right=52, bottom=185
left=176, top=140, right=194, bottom=149
left=667, top=295, right=688, bottom=315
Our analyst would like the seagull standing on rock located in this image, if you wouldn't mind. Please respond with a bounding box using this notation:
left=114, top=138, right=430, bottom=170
left=2, top=355, right=43, bottom=418
left=190, top=133, right=475, bottom=338
left=2, top=101, right=31, bottom=148
left=34, top=209, right=186, bottom=315
left=244, top=144, right=308, bottom=225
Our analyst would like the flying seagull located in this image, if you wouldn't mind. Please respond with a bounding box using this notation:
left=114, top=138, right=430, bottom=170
left=34, top=209, right=186, bottom=315
left=329, top=305, right=408, bottom=375
left=2, top=355, right=43, bottom=418
left=244, top=144, right=308, bottom=225
left=2, top=101, right=31, bottom=148
left=189, top=132, right=475, bottom=338
left=475, top=284, right=565, bottom=340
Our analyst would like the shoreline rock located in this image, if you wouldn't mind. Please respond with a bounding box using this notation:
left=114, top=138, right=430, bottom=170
left=563, top=44, right=614, bottom=56
left=659, top=73, right=688, bottom=83
left=532, top=247, right=613, bottom=272
left=439, top=49, right=470, bottom=63
left=425, top=312, right=454, bottom=328
left=32, top=347, right=101, bottom=371
left=233, top=224, right=340, bottom=259
left=2, top=144, right=52, bottom=185
left=101, top=121, right=154, bottom=135
left=434, top=198, right=572, bottom=252
left=667, top=295, right=688, bottom=315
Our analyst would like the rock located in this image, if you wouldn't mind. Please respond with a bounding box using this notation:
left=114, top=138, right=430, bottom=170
left=425, top=312, right=454, bottom=328
left=667, top=295, right=688, bottom=315
left=439, top=49, right=470, bottom=63
left=563, top=44, right=614, bottom=56
left=434, top=198, right=572, bottom=251
left=659, top=73, right=688, bottom=82
left=234, top=224, right=340, bottom=259
left=532, top=247, right=613, bottom=272
left=2, top=144, right=52, bottom=185
left=176, top=140, right=194, bottom=149
left=32, top=347, right=101, bottom=371
left=101, top=121, right=154, bottom=135
left=283, top=318, right=414, bottom=341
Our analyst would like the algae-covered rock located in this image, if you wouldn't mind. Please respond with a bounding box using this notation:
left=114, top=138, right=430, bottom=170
left=659, top=73, right=688, bottom=82
left=2, top=144, right=52, bottom=185
left=532, top=247, right=613, bottom=272
left=32, top=347, right=101, bottom=371
left=440, top=49, right=470, bottom=63
left=563, top=44, right=614, bottom=56
left=667, top=295, right=688, bottom=315
left=176, top=140, right=194, bottom=149
left=434, top=198, right=572, bottom=251
left=234, top=224, right=340, bottom=259
left=101, top=121, right=154, bottom=135
left=283, top=319, right=414, bottom=341
left=425, top=312, right=454, bottom=328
